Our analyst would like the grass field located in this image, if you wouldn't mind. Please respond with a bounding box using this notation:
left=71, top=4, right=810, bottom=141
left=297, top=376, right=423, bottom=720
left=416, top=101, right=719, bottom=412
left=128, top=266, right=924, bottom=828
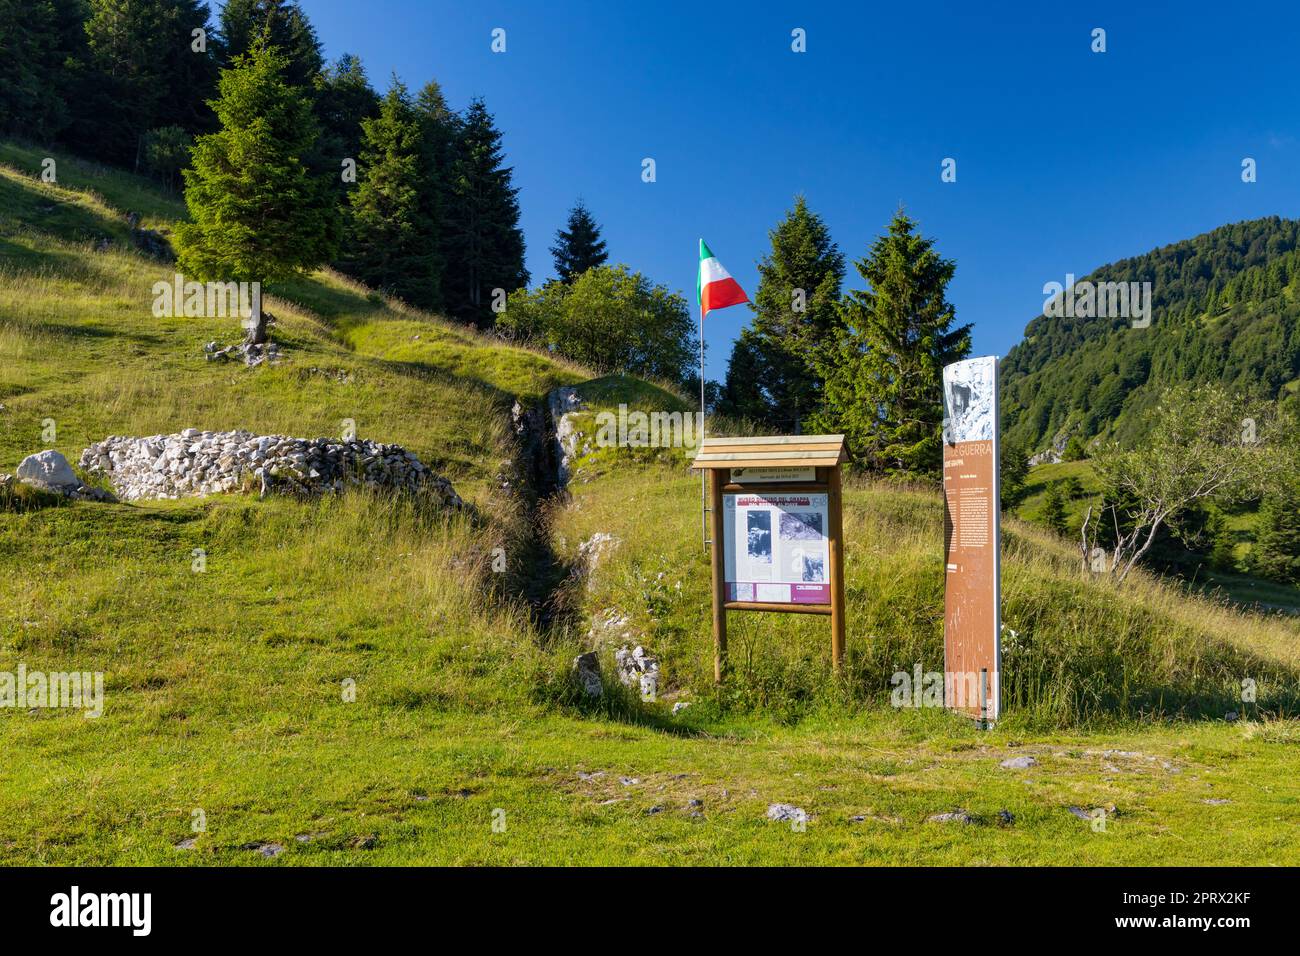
left=3, top=144, right=1300, bottom=865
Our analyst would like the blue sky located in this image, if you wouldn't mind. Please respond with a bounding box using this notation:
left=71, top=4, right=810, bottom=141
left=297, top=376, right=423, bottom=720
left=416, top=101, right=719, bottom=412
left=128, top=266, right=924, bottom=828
left=301, top=0, right=1300, bottom=381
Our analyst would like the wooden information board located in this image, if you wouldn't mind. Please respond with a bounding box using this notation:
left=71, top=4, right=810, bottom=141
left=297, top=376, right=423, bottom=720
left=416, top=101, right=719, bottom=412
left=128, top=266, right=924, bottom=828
left=691, top=435, right=848, bottom=681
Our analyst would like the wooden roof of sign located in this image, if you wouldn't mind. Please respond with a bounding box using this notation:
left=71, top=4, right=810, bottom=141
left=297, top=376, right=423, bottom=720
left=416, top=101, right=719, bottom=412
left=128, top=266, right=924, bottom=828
left=690, top=434, right=848, bottom=470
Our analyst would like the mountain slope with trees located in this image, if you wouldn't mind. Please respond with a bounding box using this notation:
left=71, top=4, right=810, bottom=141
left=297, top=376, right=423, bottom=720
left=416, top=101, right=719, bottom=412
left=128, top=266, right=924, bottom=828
left=1000, top=217, right=1300, bottom=454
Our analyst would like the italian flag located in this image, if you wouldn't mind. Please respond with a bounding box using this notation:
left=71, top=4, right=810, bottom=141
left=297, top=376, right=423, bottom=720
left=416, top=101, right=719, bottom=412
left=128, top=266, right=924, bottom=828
left=697, top=239, right=748, bottom=318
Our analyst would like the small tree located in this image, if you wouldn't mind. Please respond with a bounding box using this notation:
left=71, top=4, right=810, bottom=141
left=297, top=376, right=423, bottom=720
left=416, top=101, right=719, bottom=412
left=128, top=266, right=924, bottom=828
left=176, top=39, right=339, bottom=344
left=550, top=200, right=608, bottom=283
left=1083, top=384, right=1276, bottom=581
left=499, top=265, right=696, bottom=385
left=1040, top=481, right=1069, bottom=536
left=1000, top=439, right=1030, bottom=508
left=1252, top=477, right=1300, bottom=583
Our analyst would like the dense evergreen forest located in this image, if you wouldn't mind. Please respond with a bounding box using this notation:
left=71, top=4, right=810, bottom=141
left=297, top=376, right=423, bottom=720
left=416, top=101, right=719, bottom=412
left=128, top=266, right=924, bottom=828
left=1001, top=216, right=1300, bottom=453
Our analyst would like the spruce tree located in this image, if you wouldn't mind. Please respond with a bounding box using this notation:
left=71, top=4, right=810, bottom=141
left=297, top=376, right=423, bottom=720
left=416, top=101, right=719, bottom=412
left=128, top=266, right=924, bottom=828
left=219, top=0, right=321, bottom=89
left=340, top=79, right=440, bottom=309
left=442, top=98, right=528, bottom=327
left=810, top=209, right=970, bottom=475
left=1041, top=482, right=1069, bottom=536
left=724, top=196, right=844, bottom=431
left=413, top=80, right=460, bottom=313
left=1252, top=479, right=1300, bottom=583
left=176, top=40, right=339, bottom=342
left=551, top=200, right=608, bottom=283
left=314, top=54, right=380, bottom=168
left=0, top=0, right=88, bottom=142
left=72, top=0, right=219, bottom=165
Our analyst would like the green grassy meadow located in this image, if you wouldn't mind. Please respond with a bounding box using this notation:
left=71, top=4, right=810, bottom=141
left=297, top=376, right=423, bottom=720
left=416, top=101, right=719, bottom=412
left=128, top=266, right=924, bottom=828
left=3, top=144, right=1300, bottom=865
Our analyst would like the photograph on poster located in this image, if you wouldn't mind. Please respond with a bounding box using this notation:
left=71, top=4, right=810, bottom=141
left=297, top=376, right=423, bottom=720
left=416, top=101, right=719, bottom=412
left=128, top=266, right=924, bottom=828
left=725, top=494, right=830, bottom=603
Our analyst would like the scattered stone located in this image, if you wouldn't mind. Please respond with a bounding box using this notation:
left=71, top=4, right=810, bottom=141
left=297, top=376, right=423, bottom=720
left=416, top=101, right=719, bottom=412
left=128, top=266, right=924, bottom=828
left=576, top=770, right=605, bottom=782
left=615, top=644, right=659, bottom=691
left=619, top=777, right=640, bottom=787
left=849, top=815, right=867, bottom=823
left=927, top=810, right=975, bottom=825
left=349, top=834, right=378, bottom=850
left=598, top=798, right=625, bottom=806
left=294, top=832, right=328, bottom=842
left=671, top=702, right=691, bottom=716
left=573, top=652, right=603, bottom=697
left=587, top=608, right=633, bottom=645
left=645, top=805, right=664, bottom=815
left=687, top=799, right=703, bottom=809
left=244, top=842, right=284, bottom=858
left=996, top=809, right=1015, bottom=826
left=1202, top=798, right=1231, bottom=806
left=78, top=430, right=461, bottom=505
left=173, top=838, right=196, bottom=851
left=1225, top=711, right=1240, bottom=722
left=1000, top=756, right=1038, bottom=770
left=766, top=803, right=808, bottom=824
left=203, top=338, right=284, bottom=367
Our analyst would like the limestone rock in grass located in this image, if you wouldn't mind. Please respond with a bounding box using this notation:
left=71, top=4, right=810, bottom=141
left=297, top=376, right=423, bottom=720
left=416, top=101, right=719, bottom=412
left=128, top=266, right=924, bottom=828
left=78, top=430, right=462, bottom=506
left=17, top=450, right=78, bottom=489
left=766, top=803, right=808, bottom=824
left=547, top=386, right=587, bottom=488
left=577, top=532, right=619, bottom=587
left=927, top=810, right=975, bottom=825
left=999, top=755, right=1038, bottom=770
left=14, top=450, right=117, bottom=502
left=671, top=701, right=691, bottom=716
left=573, top=652, right=603, bottom=697
left=615, top=644, right=659, bottom=690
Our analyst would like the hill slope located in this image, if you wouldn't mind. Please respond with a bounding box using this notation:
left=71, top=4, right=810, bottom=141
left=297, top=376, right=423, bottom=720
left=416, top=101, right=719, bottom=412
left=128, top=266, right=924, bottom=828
left=2, top=145, right=1300, bottom=865
left=1000, top=217, right=1300, bottom=455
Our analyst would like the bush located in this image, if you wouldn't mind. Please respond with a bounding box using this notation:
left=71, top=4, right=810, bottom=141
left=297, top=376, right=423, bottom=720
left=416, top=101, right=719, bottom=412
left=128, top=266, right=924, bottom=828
left=499, top=265, right=697, bottom=385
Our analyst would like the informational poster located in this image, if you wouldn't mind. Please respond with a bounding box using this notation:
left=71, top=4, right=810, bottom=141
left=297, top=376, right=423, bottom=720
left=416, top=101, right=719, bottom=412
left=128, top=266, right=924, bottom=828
left=942, top=356, right=1001, bottom=723
left=723, top=492, right=830, bottom=604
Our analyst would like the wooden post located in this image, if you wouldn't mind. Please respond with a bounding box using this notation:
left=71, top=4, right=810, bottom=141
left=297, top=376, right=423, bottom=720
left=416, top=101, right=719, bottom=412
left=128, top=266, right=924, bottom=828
left=827, top=465, right=846, bottom=672
left=708, top=468, right=728, bottom=683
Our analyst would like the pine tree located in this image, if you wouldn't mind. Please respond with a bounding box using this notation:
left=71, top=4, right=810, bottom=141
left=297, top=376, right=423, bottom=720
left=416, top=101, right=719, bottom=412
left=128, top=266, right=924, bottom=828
left=810, top=209, right=970, bottom=475
left=412, top=79, right=460, bottom=313
left=72, top=0, right=219, bottom=165
left=723, top=196, right=844, bottom=431
left=1252, top=479, right=1300, bottom=583
left=176, top=40, right=339, bottom=342
left=314, top=54, right=380, bottom=168
left=340, top=79, right=440, bottom=309
left=219, top=0, right=321, bottom=89
left=1040, top=481, right=1069, bottom=536
left=550, top=200, right=608, bottom=283
left=719, top=329, right=773, bottom=424
left=442, top=98, right=528, bottom=327
left=0, top=0, right=88, bottom=142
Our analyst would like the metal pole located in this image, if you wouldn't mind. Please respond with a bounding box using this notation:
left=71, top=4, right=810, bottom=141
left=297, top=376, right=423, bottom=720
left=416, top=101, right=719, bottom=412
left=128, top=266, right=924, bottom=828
left=700, top=299, right=707, bottom=547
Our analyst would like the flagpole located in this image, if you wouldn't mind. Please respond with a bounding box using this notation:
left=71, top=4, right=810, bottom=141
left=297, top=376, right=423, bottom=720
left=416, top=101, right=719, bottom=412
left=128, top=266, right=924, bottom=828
left=700, top=295, right=707, bottom=548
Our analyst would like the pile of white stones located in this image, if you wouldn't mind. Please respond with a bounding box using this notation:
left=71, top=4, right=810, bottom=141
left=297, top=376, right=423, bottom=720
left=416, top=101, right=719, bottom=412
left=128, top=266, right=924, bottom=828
left=79, top=428, right=462, bottom=505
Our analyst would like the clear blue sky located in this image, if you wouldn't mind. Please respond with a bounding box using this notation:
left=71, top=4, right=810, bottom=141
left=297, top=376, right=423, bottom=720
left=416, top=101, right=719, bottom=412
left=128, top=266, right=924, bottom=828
left=301, top=0, right=1300, bottom=381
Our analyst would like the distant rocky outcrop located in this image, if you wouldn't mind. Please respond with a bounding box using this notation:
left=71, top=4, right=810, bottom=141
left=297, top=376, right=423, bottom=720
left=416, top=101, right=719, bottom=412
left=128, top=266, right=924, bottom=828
left=78, top=429, right=462, bottom=505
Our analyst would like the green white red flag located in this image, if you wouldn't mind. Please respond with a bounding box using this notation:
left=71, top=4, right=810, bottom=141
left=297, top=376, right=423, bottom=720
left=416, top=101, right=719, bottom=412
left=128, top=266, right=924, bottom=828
left=697, top=239, right=748, bottom=317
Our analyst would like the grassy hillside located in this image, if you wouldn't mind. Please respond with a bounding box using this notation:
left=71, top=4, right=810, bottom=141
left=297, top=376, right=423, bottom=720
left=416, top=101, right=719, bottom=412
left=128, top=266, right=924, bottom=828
left=3, top=144, right=1300, bottom=865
